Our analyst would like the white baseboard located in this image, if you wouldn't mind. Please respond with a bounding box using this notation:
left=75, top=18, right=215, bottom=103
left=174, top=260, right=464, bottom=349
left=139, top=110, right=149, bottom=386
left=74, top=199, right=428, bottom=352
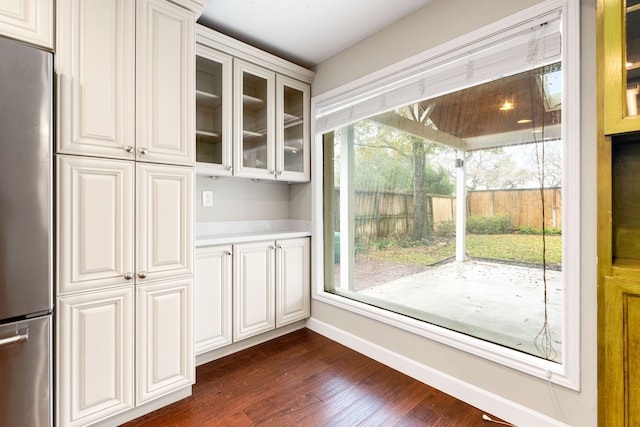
left=306, top=317, right=568, bottom=427
left=196, top=320, right=307, bottom=366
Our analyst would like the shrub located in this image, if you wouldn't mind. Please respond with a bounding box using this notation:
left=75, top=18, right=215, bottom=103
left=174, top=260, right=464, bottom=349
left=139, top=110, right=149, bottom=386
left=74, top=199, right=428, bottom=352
left=435, top=220, right=456, bottom=237
left=466, top=214, right=513, bottom=234
left=517, top=226, right=562, bottom=235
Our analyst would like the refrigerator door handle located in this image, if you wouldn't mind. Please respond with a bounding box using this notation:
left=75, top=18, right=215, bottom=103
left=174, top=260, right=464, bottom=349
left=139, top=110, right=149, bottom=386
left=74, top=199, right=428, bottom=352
left=0, top=328, right=29, bottom=347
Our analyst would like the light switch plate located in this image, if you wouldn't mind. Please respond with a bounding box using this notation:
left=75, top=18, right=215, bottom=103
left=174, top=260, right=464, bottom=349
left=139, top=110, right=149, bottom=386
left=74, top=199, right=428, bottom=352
left=202, top=190, right=213, bottom=207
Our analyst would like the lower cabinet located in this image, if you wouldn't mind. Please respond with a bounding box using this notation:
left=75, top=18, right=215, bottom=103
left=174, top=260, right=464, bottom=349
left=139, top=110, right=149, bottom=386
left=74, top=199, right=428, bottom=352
left=194, top=245, right=232, bottom=354
left=233, top=241, right=277, bottom=341
left=56, top=278, right=194, bottom=426
left=136, top=278, right=194, bottom=405
left=56, top=286, right=134, bottom=427
left=275, top=238, right=311, bottom=327
left=195, top=237, right=310, bottom=353
left=604, top=275, right=640, bottom=426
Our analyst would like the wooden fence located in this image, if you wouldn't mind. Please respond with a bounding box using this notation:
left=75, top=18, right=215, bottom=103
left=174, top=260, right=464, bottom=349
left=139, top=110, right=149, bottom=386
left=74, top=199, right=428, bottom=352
left=333, top=187, right=561, bottom=240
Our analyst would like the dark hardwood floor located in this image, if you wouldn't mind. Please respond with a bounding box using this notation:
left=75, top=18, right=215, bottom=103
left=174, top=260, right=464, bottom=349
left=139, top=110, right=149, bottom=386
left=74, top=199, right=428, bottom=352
left=123, top=328, right=504, bottom=426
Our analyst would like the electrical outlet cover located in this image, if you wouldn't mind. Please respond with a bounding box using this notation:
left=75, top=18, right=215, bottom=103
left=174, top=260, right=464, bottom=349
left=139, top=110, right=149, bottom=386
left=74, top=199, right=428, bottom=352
left=202, top=190, right=213, bottom=207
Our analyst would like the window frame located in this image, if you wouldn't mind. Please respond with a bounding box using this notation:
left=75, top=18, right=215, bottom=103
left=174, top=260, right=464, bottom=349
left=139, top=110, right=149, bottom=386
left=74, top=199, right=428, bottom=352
left=311, top=0, right=580, bottom=390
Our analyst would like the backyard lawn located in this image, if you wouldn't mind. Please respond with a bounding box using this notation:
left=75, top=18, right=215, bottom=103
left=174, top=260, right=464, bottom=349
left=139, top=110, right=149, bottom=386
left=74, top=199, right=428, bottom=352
left=363, top=234, right=562, bottom=268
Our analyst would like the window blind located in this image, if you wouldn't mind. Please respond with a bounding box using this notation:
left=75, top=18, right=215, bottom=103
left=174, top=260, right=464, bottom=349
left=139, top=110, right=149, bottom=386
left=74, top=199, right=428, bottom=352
left=314, top=9, right=562, bottom=134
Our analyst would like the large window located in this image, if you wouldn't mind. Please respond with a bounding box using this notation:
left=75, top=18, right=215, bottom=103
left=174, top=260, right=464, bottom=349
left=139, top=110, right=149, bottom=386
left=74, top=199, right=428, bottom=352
left=313, top=2, right=580, bottom=387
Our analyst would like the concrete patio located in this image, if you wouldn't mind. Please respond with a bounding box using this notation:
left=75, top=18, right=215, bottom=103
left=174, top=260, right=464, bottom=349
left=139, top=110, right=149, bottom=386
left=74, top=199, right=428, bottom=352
left=350, top=259, right=563, bottom=361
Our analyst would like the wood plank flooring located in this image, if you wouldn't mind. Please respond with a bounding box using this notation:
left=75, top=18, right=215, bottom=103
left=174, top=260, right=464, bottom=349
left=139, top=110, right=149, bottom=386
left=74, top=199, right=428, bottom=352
left=122, top=328, right=504, bottom=426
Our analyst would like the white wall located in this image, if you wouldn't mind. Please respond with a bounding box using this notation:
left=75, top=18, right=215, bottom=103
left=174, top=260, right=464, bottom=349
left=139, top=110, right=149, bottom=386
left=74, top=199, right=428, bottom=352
left=309, top=0, right=598, bottom=426
left=195, top=175, right=311, bottom=222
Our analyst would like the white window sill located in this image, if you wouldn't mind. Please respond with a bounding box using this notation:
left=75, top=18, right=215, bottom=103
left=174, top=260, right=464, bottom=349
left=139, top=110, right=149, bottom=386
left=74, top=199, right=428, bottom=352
left=312, top=287, right=579, bottom=391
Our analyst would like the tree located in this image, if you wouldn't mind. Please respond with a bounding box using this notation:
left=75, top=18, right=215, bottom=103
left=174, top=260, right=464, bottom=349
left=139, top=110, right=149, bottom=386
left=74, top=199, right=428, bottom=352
left=346, top=104, right=455, bottom=241
left=464, top=148, right=535, bottom=190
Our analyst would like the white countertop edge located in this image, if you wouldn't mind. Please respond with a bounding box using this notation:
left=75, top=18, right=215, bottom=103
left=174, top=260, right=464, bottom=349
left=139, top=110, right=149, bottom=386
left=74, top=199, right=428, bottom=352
left=196, top=230, right=312, bottom=247
left=196, top=219, right=311, bottom=236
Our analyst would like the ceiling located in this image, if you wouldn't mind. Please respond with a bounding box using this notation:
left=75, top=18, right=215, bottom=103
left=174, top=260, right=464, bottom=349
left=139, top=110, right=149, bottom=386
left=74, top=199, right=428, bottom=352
left=426, top=68, right=561, bottom=141
left=198, top=0, right=435, bottom=68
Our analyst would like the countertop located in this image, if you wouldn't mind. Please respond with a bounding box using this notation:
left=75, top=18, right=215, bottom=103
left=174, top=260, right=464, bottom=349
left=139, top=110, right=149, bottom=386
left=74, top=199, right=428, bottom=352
left=195, top=220, right=311, bottom=247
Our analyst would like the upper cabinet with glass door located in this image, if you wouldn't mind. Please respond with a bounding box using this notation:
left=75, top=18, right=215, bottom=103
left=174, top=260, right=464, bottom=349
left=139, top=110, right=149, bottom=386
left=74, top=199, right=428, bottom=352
left=195, top=25, right=314, bottom=182
left=195, top=45, right=232, bottom=175
left=233, top=59, right=276, bottom=180
left=277, top=75, right=310, bottom=181
left=604, top=0, right=640, bottom=134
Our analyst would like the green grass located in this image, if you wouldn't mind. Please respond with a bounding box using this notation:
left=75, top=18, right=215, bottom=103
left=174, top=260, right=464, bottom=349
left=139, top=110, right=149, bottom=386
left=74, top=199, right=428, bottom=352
left=364, top=234, right=562, bottom=267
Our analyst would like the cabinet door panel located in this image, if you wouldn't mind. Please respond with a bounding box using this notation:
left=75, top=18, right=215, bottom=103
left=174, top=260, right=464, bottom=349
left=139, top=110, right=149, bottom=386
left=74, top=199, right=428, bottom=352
left=0, top=0, right=52, bottom=48
left=195, top=245, right=232, bottom=354
left=56, top=287, right=134, bottom=427
left=57, top=156, right=134, bottom=295
left=137, top=278, right=194, bottom=405
left=233, top=241, right=275, bottom=341
left=137, top=163, right=193, bottom=283
left=276, top=238, right=310, bottom=327
left=136, top=0, right=194, bottom=165
left=56, top=0, right=135, bottom=159
left=233, top=59, right=276, bottom=179
left=195, top=46, right=233, bottom=176
left=276, top=75, right=310, bottom=182
left=604, top=276, right=640, bottom=426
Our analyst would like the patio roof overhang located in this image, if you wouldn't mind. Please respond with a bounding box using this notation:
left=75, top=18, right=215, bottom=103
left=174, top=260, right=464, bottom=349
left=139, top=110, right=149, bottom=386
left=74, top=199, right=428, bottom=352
left=367, top=67, right=562, bottom=263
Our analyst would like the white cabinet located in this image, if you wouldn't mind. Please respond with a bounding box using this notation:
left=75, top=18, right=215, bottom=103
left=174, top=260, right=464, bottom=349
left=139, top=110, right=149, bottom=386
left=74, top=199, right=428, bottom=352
left=233, top=59, right=276, bottom=180
left=57, top=0, right=194, bottom=165
left=55, top=1, right=195, bottom=425
left=0, top=0, right=53, bottom=48
left=136, top=0, right=194, bottom=165
left=56, top=157, right=194, bottom=425
left=276, top=238, right=311, bottom=327
left=56, top=286, right=134, bottom=427
left=233, top=241, right=276, bottom=341
left=276, top=75, right=310, bottom=182
left=57, top=157, right=194, bottom=294
left=56, top=0, right=135, bottom=160
left=57, top=155, right=135, bottom=295
left=136, top=163, right=194, bottom=283
left=195, top=46, right=233, bottom=175
left=231, top=237, right=310, bottom=343
left=195, top=26, right=313, bottom=182
left=195, top=245, right=232, bottom=354
left=137, top=278, right=194, bottom=404
left=232, top=60, right=311, bottom=181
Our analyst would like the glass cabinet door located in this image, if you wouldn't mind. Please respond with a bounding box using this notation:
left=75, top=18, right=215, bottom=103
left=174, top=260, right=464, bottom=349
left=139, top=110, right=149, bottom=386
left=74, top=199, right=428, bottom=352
left=233, top=59, right=275, bottom=179
left=604, top=0, right=640, bottom=133
left=195, top=47, right=232, bottom=174
left=627, top=0, right=640, bottom=116
left=276, top=75, right=310, bottom=181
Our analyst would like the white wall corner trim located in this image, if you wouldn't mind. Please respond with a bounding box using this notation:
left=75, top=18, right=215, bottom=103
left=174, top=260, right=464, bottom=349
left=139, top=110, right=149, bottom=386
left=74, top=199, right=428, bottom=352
left=306, top=317, right=572, bottom=427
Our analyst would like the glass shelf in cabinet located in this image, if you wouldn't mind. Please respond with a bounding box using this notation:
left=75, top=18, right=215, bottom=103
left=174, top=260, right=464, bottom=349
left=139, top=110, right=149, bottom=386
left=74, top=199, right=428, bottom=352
left=242, top=94, right=266, bottom=111
left=283, top=113, right=303, bottom=129
left=196, top=90, right=222, bottom=109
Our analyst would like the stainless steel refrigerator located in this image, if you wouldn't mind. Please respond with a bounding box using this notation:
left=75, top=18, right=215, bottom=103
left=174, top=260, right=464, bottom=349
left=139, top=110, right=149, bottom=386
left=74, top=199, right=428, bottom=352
left=0, top=36, right=53, bottom=427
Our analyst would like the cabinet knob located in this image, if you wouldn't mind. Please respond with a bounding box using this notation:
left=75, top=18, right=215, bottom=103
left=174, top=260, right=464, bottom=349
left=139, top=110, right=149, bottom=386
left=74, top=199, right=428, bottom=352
left=138, top=147, right=148, bottom=155
left=270, top=245, right=276, bottom=250
left=125, top=146, right=134, bottom=153
left=269, top=170, right=275, bottom=175
left=138, top=271, right=147, bottom=279
left=225, top=250, right=232, bottom=256
left=225, top=165, right=233, bottom=172
left=278, top=170, right=283, bottom=176
left=124, top=272, right=133, bottom=280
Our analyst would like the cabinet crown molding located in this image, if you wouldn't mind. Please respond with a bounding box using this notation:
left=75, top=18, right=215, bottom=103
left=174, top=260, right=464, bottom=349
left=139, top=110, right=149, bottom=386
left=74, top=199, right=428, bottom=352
left=168, top=0, right=208, bottom=16
left=196, top=24, right=315, bottom=85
